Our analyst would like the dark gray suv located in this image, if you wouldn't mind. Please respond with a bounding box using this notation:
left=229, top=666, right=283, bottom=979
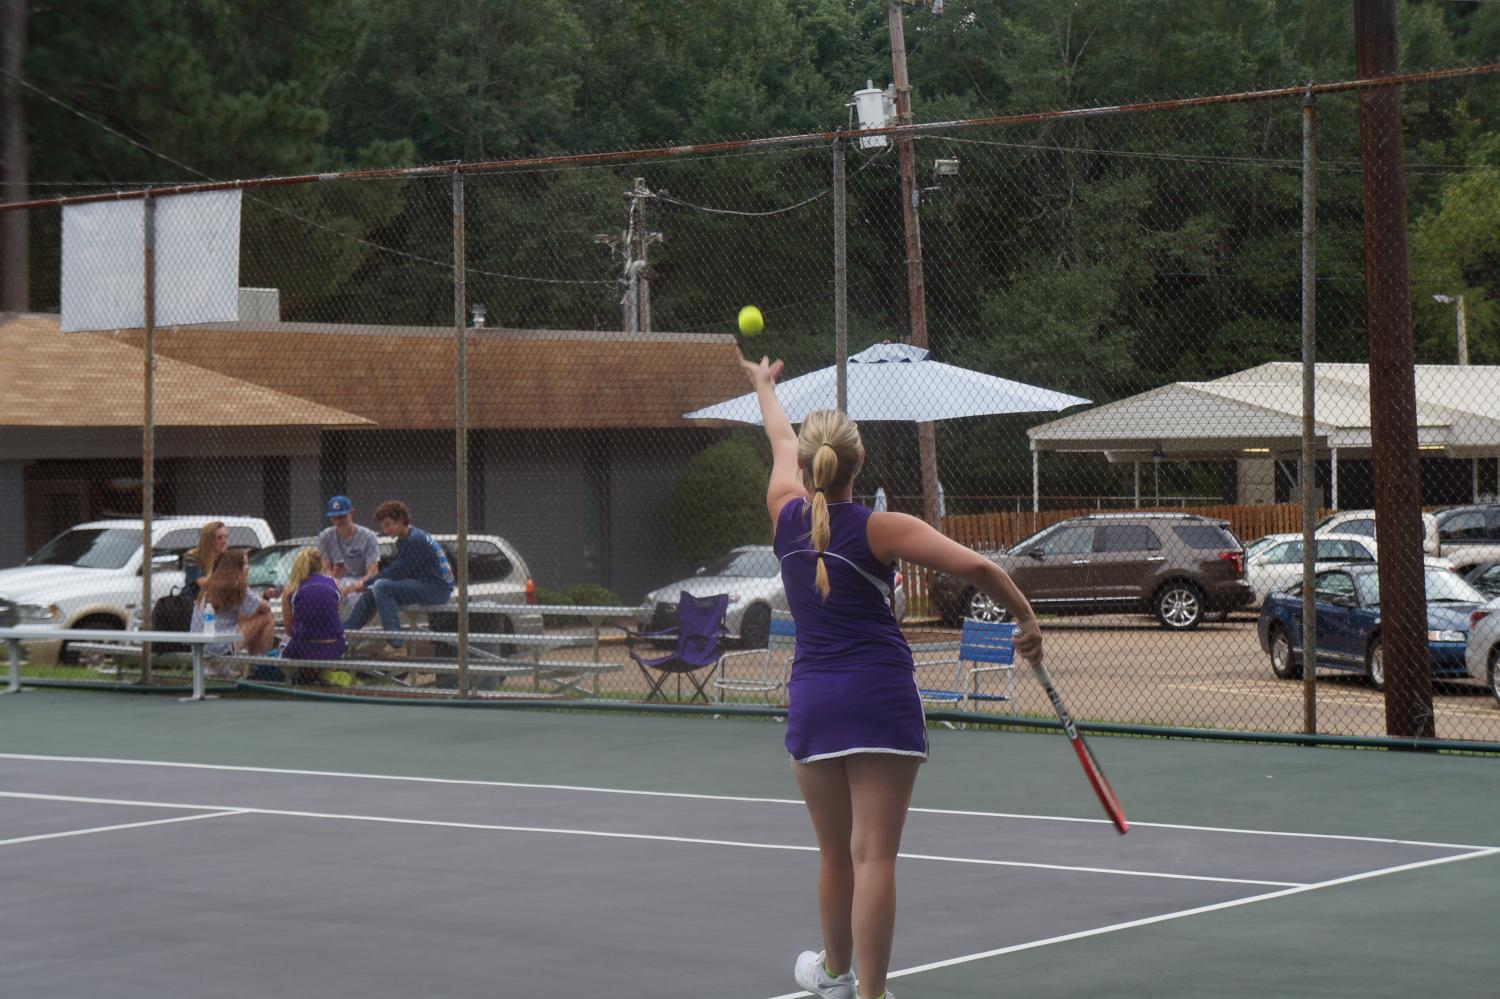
left=929, top=513, right=1254, bottom=630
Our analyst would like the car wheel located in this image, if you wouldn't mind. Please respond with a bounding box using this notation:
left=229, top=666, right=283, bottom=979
left=966, top=589, right=1010, bottom=624
left=60, top=615, right=125, bottom=668
left=1154, top=582, right=1204, bottom=630
left=1366, top=638, right=1385, bottom=691
left=1488, top=647, right=1500, bottom=707
left=740, top=603, right=771, bottom=649
left=1269, top=625, right=1302, bottom=680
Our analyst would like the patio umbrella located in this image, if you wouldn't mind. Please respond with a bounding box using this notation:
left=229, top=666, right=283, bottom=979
left=684, top=342, right=1090, bottom=424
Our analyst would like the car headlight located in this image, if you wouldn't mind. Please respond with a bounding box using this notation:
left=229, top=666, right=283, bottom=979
left=17, top=603, right=61, bottom=624
left=1427, top=630, right=1465, bottom=643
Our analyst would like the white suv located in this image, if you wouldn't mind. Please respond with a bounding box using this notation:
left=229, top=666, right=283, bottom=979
left=1315, top=509, right=1440, bottom=556
left=0, top=517, right=276, bottom=664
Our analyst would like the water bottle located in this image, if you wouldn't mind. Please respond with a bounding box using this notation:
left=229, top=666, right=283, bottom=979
left=201, top=602, right=217, bottom=635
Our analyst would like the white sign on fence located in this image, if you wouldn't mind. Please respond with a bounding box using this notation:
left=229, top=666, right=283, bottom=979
left=60, top=189, right=242, bottom=333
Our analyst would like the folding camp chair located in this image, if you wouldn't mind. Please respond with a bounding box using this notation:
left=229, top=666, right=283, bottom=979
left=625, top=590, right=729, bottom=703
left=714, top=611, right=794, bottom=703
left=918, top=619, right=1018, bottom=714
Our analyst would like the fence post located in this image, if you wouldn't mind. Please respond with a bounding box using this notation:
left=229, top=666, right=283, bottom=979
left=833, top=134, right=848, bottom=414
left=1300, top=89, right=1319, bottom=735
left=140, top=191, right=156, bottom=683
left=453, top=170, right=469, bottom=697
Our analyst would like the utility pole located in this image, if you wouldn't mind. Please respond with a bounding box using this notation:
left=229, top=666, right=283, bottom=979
left=888, top=0, right=941, bottom=525
left=627, top=178, right=662, bottom=334
left=1352, top=0, right=1433, bottom=740
left=1433, top=293, right=1467, bottom=365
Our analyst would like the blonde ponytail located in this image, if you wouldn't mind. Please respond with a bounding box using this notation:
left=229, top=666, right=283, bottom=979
left=796, top=410, right=865, bottom=601
left=810, top=443, right=838, bottom=599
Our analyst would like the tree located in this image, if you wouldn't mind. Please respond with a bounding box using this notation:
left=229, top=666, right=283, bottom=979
left=668, top=438, right=770, bottom=566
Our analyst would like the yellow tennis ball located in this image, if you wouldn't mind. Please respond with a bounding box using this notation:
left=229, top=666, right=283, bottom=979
left=738, top=305, right=764, bottom=336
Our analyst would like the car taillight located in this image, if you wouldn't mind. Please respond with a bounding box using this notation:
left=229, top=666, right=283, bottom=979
left=1218, top=551, right=1244, bottom=576
left=525, top=577, right=536, bottom=605
left=894, top=571, right=904, bottom=589
left=1470, top=609, right=1490, bottom=628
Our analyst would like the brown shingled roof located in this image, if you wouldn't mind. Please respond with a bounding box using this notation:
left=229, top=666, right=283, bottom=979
left=0, top=315, right=371, bottom=428
left=104, top=320, right=748, bottom=429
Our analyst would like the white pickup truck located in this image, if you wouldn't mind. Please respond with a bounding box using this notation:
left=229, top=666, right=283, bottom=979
left=0, top=516, right=276, bottom=664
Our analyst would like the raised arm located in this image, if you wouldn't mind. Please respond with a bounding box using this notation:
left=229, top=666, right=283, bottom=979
left=740, top=355, right=805, bottom=520
left=866, top=511, right=1043, bottom=661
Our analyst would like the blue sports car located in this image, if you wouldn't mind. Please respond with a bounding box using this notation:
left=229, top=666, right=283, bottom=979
left=1257, top=564, right=1486, bottom=688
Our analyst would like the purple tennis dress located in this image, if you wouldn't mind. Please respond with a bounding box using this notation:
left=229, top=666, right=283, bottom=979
left=774, top=497, right=926, bottom=764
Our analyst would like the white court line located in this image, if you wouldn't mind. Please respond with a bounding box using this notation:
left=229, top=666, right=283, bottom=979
left=763, top=846, right=1500, bottom=999
left=2, top=752, right=1493, bottom=851
left=0, top=791, right=1299, bottom=887
left=0, top=808, right=247, bottom=848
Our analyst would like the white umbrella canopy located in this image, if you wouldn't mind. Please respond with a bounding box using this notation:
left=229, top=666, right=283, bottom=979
left=684, top=342, right=1090, bottom=424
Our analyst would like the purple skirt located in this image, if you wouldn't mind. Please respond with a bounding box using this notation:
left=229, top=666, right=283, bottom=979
left=785, top=666, right=928, bottom=764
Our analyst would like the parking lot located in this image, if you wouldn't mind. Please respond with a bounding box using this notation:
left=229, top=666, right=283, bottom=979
left=902, top=614, right=1500, bottom=742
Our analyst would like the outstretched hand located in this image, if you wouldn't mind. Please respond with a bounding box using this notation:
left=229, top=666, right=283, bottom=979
left=739, top=355, right=784, bottom=389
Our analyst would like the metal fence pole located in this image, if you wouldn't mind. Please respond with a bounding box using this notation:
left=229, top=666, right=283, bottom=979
left=453, top=171, right=470, bottom=697
left=140, top=191, right=156, bottom=683
left=1300, top=90, right=1319, bottom=735
left=1353, top=0, right=1434, bottom=739
left=833, top=134, right=848, bottom=414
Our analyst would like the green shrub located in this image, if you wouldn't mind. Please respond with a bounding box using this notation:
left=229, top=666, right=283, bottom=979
left=533, top=582, right=623, bottom=627
left=668, top=438, right=770, bottom=566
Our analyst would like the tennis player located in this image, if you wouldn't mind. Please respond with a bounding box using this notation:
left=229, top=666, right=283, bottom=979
left=740, top=355, right=1043, bottom=999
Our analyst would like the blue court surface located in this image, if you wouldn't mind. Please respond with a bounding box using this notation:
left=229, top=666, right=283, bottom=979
left=1, top=691, right=1497, bottom=998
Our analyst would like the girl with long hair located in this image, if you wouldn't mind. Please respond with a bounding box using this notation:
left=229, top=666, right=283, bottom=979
left=741, top=355, right=1043, bottom=999
left=280, top=547, right=346, bottom=662
left=183, top=521, right=227, bottom=601
left=192, top=548, right=276, bottom=659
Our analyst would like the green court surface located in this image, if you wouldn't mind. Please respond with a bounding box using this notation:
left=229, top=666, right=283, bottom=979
left=2, top=689, right=1496, bottom=998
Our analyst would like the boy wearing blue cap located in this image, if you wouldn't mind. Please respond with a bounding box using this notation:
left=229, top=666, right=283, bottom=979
left=316, top=495, right=381, bottom=602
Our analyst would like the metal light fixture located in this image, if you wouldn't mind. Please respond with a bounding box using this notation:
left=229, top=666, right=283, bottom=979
left=470, top=303, right=487, bottom=328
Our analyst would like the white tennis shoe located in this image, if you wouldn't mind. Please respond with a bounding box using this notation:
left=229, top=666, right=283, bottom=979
left=793, top=950, right=855, bottom=999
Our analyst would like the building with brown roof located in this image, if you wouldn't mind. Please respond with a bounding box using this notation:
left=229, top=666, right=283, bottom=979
left=1, top=313, right=751, bottom=598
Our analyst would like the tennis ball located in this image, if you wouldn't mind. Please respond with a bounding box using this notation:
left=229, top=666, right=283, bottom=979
left=738, top=305, right=764, bottom=336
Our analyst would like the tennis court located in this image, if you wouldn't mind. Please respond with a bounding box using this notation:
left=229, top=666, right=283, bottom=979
left=2, top=690, right=1496, bottom=998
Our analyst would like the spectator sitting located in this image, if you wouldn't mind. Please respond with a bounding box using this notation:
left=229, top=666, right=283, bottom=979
left=281, top=547, right=347, bottom=662
left=316, top=495, right=380, bottom=606
left=191, top=549, right=276, bottom=672
left=183, top=521, right=227, bottom=601
left=343, top=500, right=454, bottom=659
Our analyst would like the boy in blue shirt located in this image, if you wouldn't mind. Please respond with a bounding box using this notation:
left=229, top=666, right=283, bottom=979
left=343, top=500, right=454, bottom=658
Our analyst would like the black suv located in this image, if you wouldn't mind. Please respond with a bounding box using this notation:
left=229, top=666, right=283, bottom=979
left=929, top=513, right=1254, bottom=630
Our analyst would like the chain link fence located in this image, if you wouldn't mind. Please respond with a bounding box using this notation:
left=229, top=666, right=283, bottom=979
left=4, top=68, right=1500, bottom=746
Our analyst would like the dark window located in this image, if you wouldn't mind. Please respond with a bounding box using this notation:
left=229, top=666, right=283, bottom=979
left=1476, top=565, right=1500, bottom=597
left=1038, top=525, right=1094, bottom=555
left=1314, top=572, right=1357, bottom=604
left=1318, top=539, right=1372, bottom=561
left=27, top=528, right=138, bottom=569
left=1095, top=525, right=1162, bottom=553
left=1337, top=518, right=1376, bottom=538
left=1172, top=525, right=1237, bottom=549
left=446, top=540, right=514, bottom=584
left=226, top=526, right=263, bottom=550
left=1486, top=511, right=1500, bottom=541
left=1440, top=510, right=1486, bottom=541
left=1263, top=541, right=1297, bottom=565
left=157, top=529, right=200, bottom=552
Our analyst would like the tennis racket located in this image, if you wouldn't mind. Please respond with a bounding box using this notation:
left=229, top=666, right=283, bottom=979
left=1028, top=657, right=1129, bottom=835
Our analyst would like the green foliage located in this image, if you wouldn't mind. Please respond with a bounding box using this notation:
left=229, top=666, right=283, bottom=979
left=668, top=439, right=770, bottom=566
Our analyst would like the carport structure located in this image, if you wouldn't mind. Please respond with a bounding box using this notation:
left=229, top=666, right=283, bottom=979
left=1025, top=362, right=1500, bottom=510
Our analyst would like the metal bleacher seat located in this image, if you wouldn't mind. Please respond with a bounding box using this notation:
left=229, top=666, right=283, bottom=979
left=714, top=611, right=794, bottom=703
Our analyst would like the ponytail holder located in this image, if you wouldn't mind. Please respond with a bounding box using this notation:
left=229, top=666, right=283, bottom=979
left=814, top=487, right=826, bottom=494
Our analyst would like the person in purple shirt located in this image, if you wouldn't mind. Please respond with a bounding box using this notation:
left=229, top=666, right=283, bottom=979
left=741, top=355, right=1043, bottom=999
left=343, top=500, right=454, bottom=659
left=281, top=548, right=347, bottom=662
